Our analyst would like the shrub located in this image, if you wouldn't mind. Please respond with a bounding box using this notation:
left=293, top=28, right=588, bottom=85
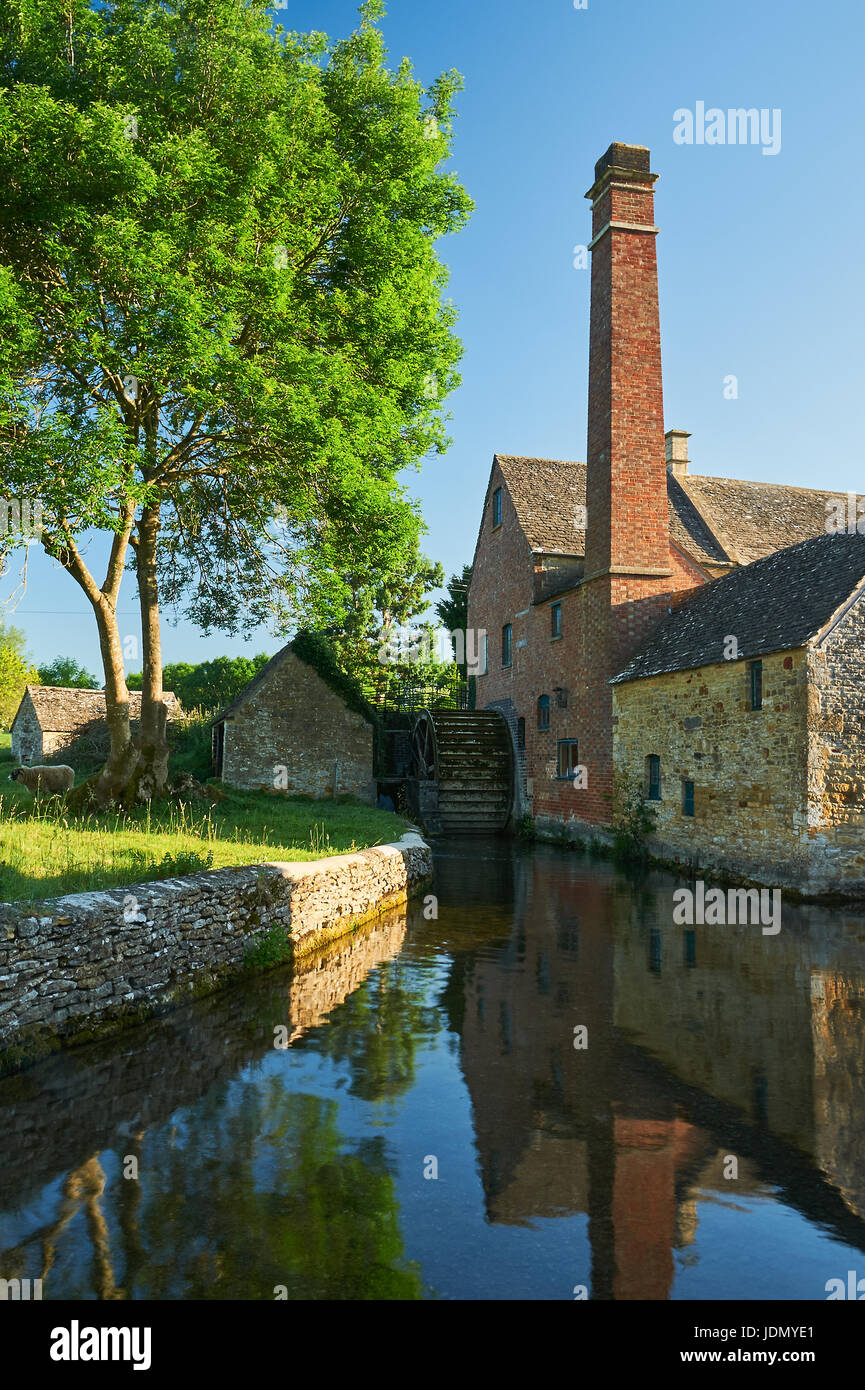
left=610, top=771, right=657, bottom=863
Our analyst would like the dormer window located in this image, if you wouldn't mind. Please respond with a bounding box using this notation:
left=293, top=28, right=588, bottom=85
left=492, top=487, right=502, bottom=528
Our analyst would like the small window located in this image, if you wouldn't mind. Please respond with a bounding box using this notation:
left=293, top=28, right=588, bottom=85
left=517, top=717, right=526, bottom=749
left=647, top=754, right=661, bottom=802
left=749, top=660, right=763, bottom=711
left=682, top=779, right=695, bottom=817
left=537, top=695, right=550, bottom=730
left=492, top=487, right=502, bottom=527
left=550, top=603, right=562, bottom=639
left=557, top=740, right=580, bottom=779
left=501, top=623, right=512, bottom=667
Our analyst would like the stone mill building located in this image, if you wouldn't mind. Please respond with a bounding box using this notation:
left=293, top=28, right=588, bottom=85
left=466, top=141, right=865, bottom=895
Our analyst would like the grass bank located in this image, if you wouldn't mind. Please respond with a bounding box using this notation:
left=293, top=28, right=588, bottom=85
left=0, top=733, right=405, bottom=904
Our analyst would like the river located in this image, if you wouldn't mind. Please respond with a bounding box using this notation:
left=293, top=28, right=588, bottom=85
left=2, top=837, right=864, bottom=1300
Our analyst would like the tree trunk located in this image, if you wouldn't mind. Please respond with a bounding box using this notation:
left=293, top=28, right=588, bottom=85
left=133, top=504, right=170, bottom=800
left=66, top=597, right=139, bottom=810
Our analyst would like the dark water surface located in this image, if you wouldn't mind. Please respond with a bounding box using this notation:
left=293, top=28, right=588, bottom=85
left=2, top=838, right=865, bottom=1301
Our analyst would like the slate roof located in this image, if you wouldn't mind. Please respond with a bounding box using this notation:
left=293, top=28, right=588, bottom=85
left=612, top=531, right=865, bottom=685
left=15, top=686, right=181, bottom=733
left=493, top=455, right=845, bottom=572
left=677, top=475, right=847, bottom=566
left=495, top=457, right=587, bottom=555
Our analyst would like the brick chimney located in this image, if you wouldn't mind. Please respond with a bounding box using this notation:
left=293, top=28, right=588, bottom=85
left=584, top=143, right=671, bottom=579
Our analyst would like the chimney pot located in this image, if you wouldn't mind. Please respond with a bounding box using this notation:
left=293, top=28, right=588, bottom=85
left=665, top=428, right=691, bottom=477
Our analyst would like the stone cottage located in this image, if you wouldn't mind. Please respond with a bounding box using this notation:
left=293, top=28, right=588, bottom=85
left=10, top=686, right=182, bottom=765
left=467, top=140, right=865, bottom=892
left=212, top=640, right=377, bottom=802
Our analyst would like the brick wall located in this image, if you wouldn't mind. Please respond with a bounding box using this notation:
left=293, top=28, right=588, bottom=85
left=221, top=647, right=375, bottom=802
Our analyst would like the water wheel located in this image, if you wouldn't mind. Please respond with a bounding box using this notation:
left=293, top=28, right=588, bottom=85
left=410, top=708, right=513, bottom=835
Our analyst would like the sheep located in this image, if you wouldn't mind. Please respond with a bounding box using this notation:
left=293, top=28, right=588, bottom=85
left=9, top=764, right=75, bottom=797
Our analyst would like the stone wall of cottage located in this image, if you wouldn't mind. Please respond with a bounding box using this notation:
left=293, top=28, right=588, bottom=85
left=221, top=647, right=375, bottom=801
left=0, top=832, right=431, bottom=1071
left=805, top=595, right=865, bottom=887
left=611, top=648, right=814, bottom=888
left=10, top=699, right=41, bottom=764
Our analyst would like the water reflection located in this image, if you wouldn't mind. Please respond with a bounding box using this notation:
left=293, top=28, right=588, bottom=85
left=2, top=839, right=865, bottom=1300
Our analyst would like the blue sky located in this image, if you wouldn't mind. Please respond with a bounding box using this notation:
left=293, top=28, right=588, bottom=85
left=5, top=0, right=864, bottom=674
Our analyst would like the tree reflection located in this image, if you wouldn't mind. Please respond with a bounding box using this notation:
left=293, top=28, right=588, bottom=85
left=305, top=961, right=439, bottom=1103
left=126, top=1083, right=423, bottom=1300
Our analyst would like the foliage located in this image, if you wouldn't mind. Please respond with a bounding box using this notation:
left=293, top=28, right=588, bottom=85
left=0, top=782, right=406, bottom=902
left=0, top=619, right=37, bottom=728
left=291, top=630, right=379, bottom=727
left=434, top=564, right=472, bottom=640
left=127, top=654, right=269, bottom=712
left=609, top=770, right=658, bottom=863
left=243, top=920, right=293, bottom=973
left=166, top=707, right=216, bottom=781
left=0, top=0, right=472, bottom=777
left=36, top=655, right=99, bottom=689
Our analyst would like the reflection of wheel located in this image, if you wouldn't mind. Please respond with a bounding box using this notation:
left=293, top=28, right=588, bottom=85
left=410, top=710, right=438, bottom=780
left=409, top=707, right=512, bottom=834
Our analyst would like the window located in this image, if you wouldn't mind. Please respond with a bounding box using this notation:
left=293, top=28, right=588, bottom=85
left=557, top=739, right=580, bottom=779
left=749, top=659, right=763, bottom=711
left=550, top=602, right=563, bottom=639
left=517, top=717, right=526, bottom=750
left=682, top=779, right=695, bottom=817
left=647, top=754, right=661, bottom=801
left=501, top=623, right=512, bottom=667
left=537, top=695, right=550, bottom=730
left=492, top=487, right=502, bottom=527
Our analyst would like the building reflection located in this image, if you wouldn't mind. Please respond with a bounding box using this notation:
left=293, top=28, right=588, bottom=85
left=439, top=845, right=865, bottom=1298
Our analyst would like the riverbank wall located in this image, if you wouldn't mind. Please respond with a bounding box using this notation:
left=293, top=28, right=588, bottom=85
left=0, top=830, right=432, bottom=1074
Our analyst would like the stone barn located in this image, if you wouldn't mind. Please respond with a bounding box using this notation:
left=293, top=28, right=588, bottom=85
left=211, top=640, right=377, bottom=802
left=10, top=686, right=182, bottom=765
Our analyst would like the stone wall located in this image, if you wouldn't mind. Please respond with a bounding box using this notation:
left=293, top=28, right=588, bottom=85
left=805, top=595, right=865, bottom=886
left=612, top=648, right=814, bottom=887
left=10, top=700, right=41, bottom=764
left=221, top=646, right=375, bottom=802
left=0, top=832, right=431, bottom=1072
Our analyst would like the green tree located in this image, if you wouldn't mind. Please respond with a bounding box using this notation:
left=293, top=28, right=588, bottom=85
left=434, top=563, right=472, bottom=635
left=127, top=653, right=269, bottom=711
left=435, top=562, right=472, bottom=675
left=0, top=618, right=37, bottom=729
left=0, top=0, right=471, bottom=806
left=37, top=655, right=99, bottom=689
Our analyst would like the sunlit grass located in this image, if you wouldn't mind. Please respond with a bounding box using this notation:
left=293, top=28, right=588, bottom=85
left=0, top=751, right=406, bottom=904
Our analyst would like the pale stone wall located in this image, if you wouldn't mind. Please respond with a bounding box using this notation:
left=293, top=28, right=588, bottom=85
left=805, top=595, right=865, bottom=885
left=0, top=832, right=431, bottom=1071
left=10, top=698, right=42, bottom=764
left=612, top=649, right=813, bottom=887
left=221, top=647, right=375, bottom=802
